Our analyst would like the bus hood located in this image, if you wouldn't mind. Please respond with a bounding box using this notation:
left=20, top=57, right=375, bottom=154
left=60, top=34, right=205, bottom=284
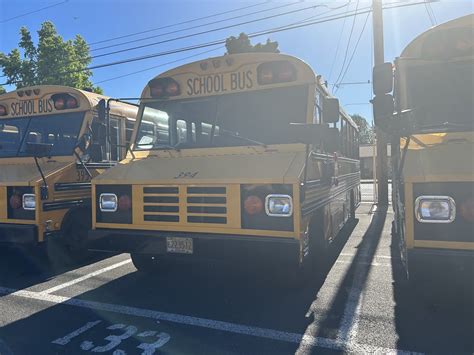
left=0, top=160, right=72, bottom=186
left=404, top=133, right=474, bottom=180
left=93, top=149, right=306, bottom=185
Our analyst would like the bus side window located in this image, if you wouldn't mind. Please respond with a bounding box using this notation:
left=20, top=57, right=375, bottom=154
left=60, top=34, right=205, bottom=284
left=125, top=118, right=135, bottom=144
left=314, top=90, right=322, bottom=124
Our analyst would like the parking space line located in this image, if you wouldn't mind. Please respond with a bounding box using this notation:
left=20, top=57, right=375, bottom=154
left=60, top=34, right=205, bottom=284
left=41, top=259, right=131, bottom=295
left=0, top=286, right=420, bottom=354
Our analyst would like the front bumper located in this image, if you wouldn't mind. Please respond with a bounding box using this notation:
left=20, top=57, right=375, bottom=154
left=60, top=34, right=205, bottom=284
left=88, top=228, right=300, bottom=264
left=0, top=223, right=37, bottom=245
left=408, top=247, right=474, bottom=272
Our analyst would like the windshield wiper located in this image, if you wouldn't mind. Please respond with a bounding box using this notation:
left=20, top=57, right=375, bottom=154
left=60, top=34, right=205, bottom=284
left=219, top=130, right=266, bottom=147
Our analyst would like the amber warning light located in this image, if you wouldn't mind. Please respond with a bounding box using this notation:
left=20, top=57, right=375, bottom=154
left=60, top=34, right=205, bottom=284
left=148, top=78, right=181, bottom=98
left=51, top=93, right=79, bottom=110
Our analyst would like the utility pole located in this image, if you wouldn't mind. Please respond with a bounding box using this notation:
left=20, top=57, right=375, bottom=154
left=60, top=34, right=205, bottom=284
left=372, top=0, right=389, bottom=206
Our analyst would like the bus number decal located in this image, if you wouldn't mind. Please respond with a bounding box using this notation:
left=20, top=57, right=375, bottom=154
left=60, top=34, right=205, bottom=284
left=186, top=70, right=253, bottom=96
left=174, top=171, right=198, bottom=179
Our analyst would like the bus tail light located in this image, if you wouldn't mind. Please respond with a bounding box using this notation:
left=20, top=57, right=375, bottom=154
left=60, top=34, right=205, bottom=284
left=257, top=61, right=296, bottom=85
left=243, top=195, right=263, bottom=215
left=9, top=194, right=22, bottom=209
left=118, top=194, right=132, bottom=211
left=149, top=78, right=180, bottom=98
left=0, top=105, right=7, bottom=116
left=460, top=197, right=474, bottom=223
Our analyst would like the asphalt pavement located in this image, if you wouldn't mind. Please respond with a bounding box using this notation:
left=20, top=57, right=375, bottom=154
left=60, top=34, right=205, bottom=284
left=0, top=204, right=472, bottom=355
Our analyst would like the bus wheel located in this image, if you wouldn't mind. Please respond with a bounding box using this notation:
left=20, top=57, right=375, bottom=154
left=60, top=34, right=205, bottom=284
left=309, top=211, right=329, bottom=272
left=130, top=253, right=159, bottom=273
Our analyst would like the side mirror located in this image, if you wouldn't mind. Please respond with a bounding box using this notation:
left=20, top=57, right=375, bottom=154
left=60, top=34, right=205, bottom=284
left=76, top=133, right=92, bottom=154
left=25, top=143, right=53, bottom=158
left=322, top=97, right=340, bottom=124
left=90, top=144, right=103, bottom=162
left=372, top=94, right=395, bottom=129
left=98, top=99, right=106, bottom=122
left=323, top=127, right=340, bottom=153
left=91, top=120, right=107, bottom=145
left=373, top=62, right=393, bottom=95
left=288, top=123, right=324, bottom=144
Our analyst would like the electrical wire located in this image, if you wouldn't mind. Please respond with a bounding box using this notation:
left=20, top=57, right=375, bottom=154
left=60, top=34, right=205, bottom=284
left=0, top=0, right=68, bottom=24
left=334, top=10, right=371, bottom=93
left=328, top=1, right=352, bottom=82
left=89, top=1, right=270, bottom=45
left=0, top=1, right=432, bottom=87
left=333, top=0, right=360, bottom=89
left=91, top=2, right=300, bottom=52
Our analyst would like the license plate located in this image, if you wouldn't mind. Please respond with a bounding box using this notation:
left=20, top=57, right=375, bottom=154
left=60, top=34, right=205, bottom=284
left=166, top=237, right=193, bottom=254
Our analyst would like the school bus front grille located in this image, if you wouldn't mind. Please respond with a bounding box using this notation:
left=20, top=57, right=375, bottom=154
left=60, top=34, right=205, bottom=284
left=186, top=186, right=227, bottom=224
left=141, top=186, right=227, bottom=225
left=143, top=187, right=180, bottom=222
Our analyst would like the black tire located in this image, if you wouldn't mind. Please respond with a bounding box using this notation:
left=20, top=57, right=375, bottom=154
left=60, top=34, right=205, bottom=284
left=308, top=211, right=329, bottom=271
left=47, top=208, right=91, bottom=267
left=130, top=253, right=159, bottom=273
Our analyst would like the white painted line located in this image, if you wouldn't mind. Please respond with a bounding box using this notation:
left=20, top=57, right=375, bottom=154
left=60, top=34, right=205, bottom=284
left=340, top=253, right=392, bottom=259
left=52, top=320, right=102, bottom=345
left=0, top=286, right=420, bottom=354
left=335, top=260, right=391, bottom=267
left=42, top=259, right=131, bottom=295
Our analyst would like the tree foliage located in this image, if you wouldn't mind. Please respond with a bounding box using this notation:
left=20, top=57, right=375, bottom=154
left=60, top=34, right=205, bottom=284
left=225, top=33, right=279, bottom=54
left=351, top=114, right=375, bottom=144
left=0, top=21, right=102, bottom=94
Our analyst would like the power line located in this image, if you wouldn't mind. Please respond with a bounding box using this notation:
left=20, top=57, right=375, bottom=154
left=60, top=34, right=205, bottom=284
left=92, top=5, right=346, bottom=85
left=424, top=1, right=436, bottom=26
left=89, top=1, right=270, bottom=46
left=89, top=3, right=337, bottom=60
left=93, top=46, right=224, bottom=85
left=333, top=0, right=360, bottom=89
left=328, top=1, right=352, bottom=82
left=0, top=1, right=432, bottom=87
left=334, top=10, right=371, bottom=93
left=0, top=0, right=68, bottom=24
left=91, top=2, right=300, bottom=52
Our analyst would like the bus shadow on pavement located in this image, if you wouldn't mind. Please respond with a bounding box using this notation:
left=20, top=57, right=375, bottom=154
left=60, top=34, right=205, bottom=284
left=391, top=234, right=474, bottom=354
left=0, top=245, right=111, bottom=293
left=0, top=220, right=359, bottom=355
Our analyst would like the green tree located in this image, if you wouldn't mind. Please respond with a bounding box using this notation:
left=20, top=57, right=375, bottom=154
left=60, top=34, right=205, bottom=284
left=225, top=33, right=279, bottom=54
left=351, top=114, right=375, bottom=144
left=0, top=86, right=5, bottom=94
left=0, top=21, right=102, bottom=93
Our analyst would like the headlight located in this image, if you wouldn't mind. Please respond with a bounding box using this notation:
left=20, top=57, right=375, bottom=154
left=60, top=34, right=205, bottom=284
left=22, top=194, right=36, bottom=210
left=265, top=194, right=293, bottom=217
left=415, top=196, right=456, bottom=223
left=100, top=193, right=118, bottom=212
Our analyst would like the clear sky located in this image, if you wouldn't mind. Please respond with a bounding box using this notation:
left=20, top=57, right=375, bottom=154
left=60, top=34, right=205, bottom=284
left=1, top=0, right=472, bottom=121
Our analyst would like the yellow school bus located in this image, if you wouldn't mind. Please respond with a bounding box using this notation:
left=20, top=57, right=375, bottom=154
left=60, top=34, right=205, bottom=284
left=373, top=15, right=473, bottom=279
left=0, top=85, right=138, bottom=261
left=89, top=53, right=360, bottom=284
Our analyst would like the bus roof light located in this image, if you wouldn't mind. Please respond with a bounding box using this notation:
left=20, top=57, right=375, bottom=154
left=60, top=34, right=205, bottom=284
left=0, top=105, right=7, bottom=116
left=17, top=91, right=24, bottom=97
left=257, top=61, right=296, bottom=85
left=25, top=90, right=32, bottom=96
left=54, top=97, right=66, bottom=110
left=149, top=78, right=180, bottom=98
left=66, top=96, right=78, bottom=109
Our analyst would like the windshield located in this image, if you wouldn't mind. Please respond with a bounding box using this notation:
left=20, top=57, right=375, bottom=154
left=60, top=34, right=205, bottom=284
left=0, top=112, right=85, bottom=158
left=134, top=86, right=308, bottom=150
left=399, top=59, right=474, bottom=131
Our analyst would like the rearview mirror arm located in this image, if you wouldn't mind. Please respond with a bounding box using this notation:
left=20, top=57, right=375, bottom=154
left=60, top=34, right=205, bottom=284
left=33, top=156, right=49, bottom=200
left=73, top=149, right=92, bottom=178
